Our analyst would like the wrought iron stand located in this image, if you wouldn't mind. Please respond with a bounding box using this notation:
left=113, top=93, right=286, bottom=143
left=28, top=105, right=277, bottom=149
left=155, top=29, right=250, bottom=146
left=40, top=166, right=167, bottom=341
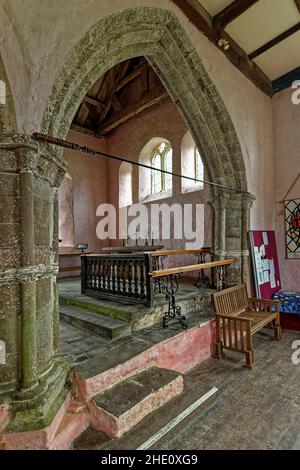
left=163, top=273, right=188, bottom=329
left=216, top=264, right=228, bottom=291
left=152, top=254, right=168, bottom=294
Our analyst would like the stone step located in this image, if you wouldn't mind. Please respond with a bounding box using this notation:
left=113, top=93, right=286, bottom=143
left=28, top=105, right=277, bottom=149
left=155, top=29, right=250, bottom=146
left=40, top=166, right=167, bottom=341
left=50, top=401, right=89, bottom=450
left=59, top=294, right=138, bottom=322
left=73, top=380, right=218, bottom=450
left=60, top=304, right=131, bottom=339
left=89, top=366, right=184, bottom=438
left=59, top=288, right=214, bottom=332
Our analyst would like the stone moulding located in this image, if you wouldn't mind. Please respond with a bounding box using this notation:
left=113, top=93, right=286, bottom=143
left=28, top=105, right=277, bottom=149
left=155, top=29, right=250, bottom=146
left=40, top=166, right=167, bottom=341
left=0, top=264, right=59, bottom=284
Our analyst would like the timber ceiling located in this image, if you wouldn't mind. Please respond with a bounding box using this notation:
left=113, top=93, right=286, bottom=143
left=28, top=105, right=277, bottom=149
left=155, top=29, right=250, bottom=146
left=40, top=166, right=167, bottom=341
left=72, top=2, right=300, bottom=135
left=173, top=0, right=300, bottom=96
left=71, top=56, right=169, bottom=136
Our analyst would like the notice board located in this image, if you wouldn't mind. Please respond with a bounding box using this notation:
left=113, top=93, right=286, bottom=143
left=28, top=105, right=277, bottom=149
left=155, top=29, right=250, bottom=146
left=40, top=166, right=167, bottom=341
left=249, top=230, right=281, bottom=299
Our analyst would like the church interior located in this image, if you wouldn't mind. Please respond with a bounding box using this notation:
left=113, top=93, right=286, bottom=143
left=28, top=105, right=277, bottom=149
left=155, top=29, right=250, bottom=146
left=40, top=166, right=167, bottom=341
left=0, top=0, right=300, bottom=451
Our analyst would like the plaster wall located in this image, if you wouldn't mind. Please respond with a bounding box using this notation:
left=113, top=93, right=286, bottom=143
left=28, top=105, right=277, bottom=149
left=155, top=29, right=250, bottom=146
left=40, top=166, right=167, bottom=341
left=61, top=129, right=109, bottom=252
left=105, top=99, right=212, bottom=269
left=62, top=99, right=212, bottom=270
left=273, top=89, right=300, bottom=291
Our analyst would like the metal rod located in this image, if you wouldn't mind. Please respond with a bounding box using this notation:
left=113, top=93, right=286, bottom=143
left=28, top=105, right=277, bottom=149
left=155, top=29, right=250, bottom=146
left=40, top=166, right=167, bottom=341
left=32, top=132, right=249, bottom=194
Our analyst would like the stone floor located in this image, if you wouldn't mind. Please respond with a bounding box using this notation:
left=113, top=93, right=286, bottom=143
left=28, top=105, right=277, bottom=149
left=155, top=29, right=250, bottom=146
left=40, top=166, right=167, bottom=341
left=60, top=308, right=212, bottom=379
left=67, top=327, right=300, bottom=450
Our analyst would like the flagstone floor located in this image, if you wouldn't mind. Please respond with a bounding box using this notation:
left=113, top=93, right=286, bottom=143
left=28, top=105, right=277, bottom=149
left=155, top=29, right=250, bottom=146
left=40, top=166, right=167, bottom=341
left=67, top=327, right=300, bottom=450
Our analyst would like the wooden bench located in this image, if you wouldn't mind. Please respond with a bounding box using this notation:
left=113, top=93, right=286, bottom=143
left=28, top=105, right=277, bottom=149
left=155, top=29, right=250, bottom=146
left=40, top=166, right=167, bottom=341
left=212, top=284, right=282, bottom=368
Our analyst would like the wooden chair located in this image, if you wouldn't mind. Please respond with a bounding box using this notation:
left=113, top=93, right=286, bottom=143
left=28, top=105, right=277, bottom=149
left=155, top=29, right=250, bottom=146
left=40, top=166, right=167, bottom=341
left=212, top=284, right=281, bottom=368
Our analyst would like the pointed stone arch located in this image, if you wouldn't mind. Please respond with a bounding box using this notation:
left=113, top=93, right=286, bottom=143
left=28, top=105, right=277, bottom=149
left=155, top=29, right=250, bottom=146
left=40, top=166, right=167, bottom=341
left=41, top=6, right=254, bottom=284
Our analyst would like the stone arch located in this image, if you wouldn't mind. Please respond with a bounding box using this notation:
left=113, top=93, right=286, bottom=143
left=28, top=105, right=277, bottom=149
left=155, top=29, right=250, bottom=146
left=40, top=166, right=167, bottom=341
left=0, top=54, right=17, bottom=136
left=41, top=7, right=246, bottom=191
left=41, top=6, right=254, bottom=284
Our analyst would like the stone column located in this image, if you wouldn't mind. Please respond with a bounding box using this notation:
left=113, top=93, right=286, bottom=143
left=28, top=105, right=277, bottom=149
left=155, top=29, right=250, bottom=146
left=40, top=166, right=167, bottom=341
left=0, top=134, right=69, bottom=432
left=51, top=168, right=65, bottom=356
left=17, top=144, right=39, bottom=391
left=210, top=191, right=255, bottom=285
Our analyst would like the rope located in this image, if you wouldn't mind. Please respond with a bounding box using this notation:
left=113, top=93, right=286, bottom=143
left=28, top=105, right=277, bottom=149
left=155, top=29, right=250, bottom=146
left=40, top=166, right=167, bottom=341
left=32, top=132, right=249, bottom=194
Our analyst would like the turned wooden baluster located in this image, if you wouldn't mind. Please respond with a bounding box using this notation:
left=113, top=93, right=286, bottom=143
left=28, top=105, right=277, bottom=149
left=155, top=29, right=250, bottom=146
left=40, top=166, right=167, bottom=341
left=122, top=260, right=126, bottom=293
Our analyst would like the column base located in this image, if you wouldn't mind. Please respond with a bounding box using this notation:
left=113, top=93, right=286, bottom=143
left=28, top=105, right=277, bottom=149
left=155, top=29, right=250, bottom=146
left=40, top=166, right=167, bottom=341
left=7, top=359, right=70, bottom=433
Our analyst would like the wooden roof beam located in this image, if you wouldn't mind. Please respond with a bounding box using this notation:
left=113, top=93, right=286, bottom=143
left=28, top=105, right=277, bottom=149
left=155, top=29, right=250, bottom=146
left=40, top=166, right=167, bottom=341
left=84, top=96, right=106, bottom=109
left=114, top=67, right=143, bottom=93
left=98, top=88, right=168, bottom=135
left=172, top=0, right=273, bottom=96
left=295, top=0, right=300, bottom=14
left=70, top=123, right=99, bottom=137
left=249, top=22, right=300, bottom=60
left=272, top=66, right=300, bottom=93
left=213, top=0, right=260, bottom=30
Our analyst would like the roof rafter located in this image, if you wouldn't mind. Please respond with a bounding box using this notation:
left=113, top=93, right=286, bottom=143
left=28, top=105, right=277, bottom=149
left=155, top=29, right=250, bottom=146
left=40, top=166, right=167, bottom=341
left=98, top=88, right=169, bottom=135
left=172, top=0, right=273, bottom=96
left=295, top=0, right=300, bottom=14
left=213, top=0, right=260, bottom=30
left=249, top=22, right=300, bottom=60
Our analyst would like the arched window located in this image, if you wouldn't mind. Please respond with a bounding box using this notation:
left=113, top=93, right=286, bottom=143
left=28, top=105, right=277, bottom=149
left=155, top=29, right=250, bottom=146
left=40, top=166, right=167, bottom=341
left=151, top=142, right=172, bottom=195
left=119, top=162, right=132, bottom=208
left=181, top=130, right=204, bottom=193
left=139, top=138, right=173, bottom=201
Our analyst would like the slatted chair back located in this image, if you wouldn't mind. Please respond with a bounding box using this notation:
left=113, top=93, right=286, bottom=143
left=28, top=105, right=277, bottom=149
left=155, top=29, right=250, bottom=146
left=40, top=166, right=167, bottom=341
left=213, top=284, right=249, bottom=316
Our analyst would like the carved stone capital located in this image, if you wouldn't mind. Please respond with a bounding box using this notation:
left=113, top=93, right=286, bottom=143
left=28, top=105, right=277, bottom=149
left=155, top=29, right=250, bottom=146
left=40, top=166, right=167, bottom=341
left=36, top=142, right=67, bottom=187
left=209, top=191, right=255, bottom=212
left=0, top=133, right=39, bottom=173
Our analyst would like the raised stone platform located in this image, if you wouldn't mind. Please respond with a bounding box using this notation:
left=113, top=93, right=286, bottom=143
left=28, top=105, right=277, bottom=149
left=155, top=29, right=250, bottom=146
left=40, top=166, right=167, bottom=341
left=59, top=278, right=214, bottom=338
left=1, top=284, right=216, bottom=450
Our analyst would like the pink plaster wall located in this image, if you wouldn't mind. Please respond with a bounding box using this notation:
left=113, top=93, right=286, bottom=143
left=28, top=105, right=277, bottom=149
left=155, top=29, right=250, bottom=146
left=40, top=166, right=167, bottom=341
left=61, top=129, right=109, bottom=253
left=60, top=98, right=212, bottom=275
left=273, top=89, right=300, bottom=291
left=105, top=99, right=212, bottom=269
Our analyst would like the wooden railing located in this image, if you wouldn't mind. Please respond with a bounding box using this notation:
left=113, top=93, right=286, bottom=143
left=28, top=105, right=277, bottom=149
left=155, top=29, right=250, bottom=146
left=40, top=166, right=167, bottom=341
left=147, top=248, right=211, bottom=257
left=150, top=258, right=235, bottom=280
left=149, top=258, right=236, bottom=328
left=81, top=253, right=153, bottom=306
left=149, top=247, right=213, bottom=292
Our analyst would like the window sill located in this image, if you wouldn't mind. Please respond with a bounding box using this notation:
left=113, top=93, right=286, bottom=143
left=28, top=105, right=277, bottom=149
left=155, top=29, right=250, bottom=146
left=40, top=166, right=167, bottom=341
left=181, top=184, right=204, bottom=194
left=140, top=189, right=172, bottom=203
